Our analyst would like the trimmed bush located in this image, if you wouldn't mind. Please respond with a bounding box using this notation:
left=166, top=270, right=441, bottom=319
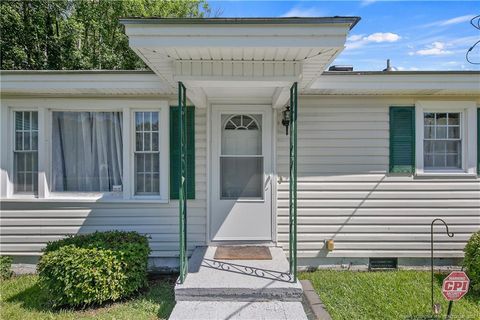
left=0, top=256, right=13, bottom=280
left=38, top=231, right=150, bottom=307
left=463, top=230, right=480, bottom=294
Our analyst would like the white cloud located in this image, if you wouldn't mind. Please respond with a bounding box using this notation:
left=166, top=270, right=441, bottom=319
left=365, top=32, right=401, bottom=43
left=439, top=14, right=475, bottom=26
left=422, top=15, right=475, bottom=28
left=346, top=32, right=401, bottom=50
left=281, top=7, right=324, bottom=17
left=410, top=42, right=453, bottom=56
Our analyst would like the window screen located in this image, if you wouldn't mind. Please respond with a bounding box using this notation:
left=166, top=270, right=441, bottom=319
left=14, top=111, right=38, bottom=193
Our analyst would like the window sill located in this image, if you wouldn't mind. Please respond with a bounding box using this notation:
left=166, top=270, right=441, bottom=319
left=415, top=171, right=478, bottom=178
left=1, top=195, right=170, bottom=204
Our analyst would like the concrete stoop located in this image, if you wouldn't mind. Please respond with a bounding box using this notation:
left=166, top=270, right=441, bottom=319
left=170, top=246, right=307, bottom=320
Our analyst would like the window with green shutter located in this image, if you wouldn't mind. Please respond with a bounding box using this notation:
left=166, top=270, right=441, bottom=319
left=389, top=106, right=415, bottom=174
left=170, top=106, right=195, bottom=199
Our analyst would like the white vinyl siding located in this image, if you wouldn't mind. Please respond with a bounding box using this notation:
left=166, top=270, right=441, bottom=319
left=276, top=97, right=480, bottom=262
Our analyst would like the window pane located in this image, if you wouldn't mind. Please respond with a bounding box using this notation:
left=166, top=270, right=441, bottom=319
left=424, top=126, right=435, bottom=139
left=152, top=132, right=159, bottom=151
left=433, top=155, right=446, bottom=167
left=136, top=173, right=145, bottom=193
left=15, top=132, right=23, bottom=150
left=32, top=112, right=38, bottom=130
left=435, top=126, right=447, bottom=139
left=15, top=112, right=23, bottom=130
left=424, top=113, right=435, bottom=125
left=51, top=112, right=123, bottom=192
left=135, top=112, right=143, bottom=131
left=424, top=155, right=434, bottom=167
left=136, top=133, right=143, bottom=151
left=436, top=113, right=447, bottom=125
left=152, top=112, right=159, bottom=130
left=424, top=141, right=433, bottom=154
left=446, top=155, right=460, bottom=168
left=448, top=113, right=460, bottom=125
left=448, top=127, right=460, bottom=139
left=220, top=157, right=263, bottom=199
left=136, top=153, right=145, bottom=172
left=23, top=132, right=31, bottom=150
left=446, top=141, right=460, bottom=153
left=433, top=141, right=446, bottom=153
left=144, top=132, right=151, bottom=151
left=24, top=112, right=31, bottom=130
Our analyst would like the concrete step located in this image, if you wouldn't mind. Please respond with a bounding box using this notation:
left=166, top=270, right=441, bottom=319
left=169, top=301, right=308, bottom=320
left=175, top=246, right=303, bottom=302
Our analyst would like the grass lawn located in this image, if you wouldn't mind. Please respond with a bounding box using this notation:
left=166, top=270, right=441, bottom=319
left=300, top=270, right=480, bottom=320
left=0, top=274, right=176, bottom=320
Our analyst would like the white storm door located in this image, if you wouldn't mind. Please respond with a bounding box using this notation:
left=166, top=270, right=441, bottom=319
left=210, top=106, right=272, bottom=241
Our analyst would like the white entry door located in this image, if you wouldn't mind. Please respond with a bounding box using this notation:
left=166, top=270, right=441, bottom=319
left=210, top=106, right=272, bottom=241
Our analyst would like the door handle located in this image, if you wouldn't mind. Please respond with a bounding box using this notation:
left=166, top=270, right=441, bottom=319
left=264, top=175, right=271, bottom=191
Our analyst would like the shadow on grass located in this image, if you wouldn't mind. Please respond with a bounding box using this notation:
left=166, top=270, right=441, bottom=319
left=5, top=280, right=53, bottom=312
left=5, top=275, right=177, bottom=319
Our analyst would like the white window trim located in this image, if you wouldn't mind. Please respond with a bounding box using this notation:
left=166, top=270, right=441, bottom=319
left=129, top=108, right=169, bottom=201
left=415, top=101, right=477, bottom=177
left=1, top=99, right=169, bottom=202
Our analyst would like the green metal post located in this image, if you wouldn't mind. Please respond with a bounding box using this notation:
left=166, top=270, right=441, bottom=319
left=289, top=86, right=293, bottom=275
left=289, top=82, right=298, bottom=282
left=178, top=82, right=188, bottom=283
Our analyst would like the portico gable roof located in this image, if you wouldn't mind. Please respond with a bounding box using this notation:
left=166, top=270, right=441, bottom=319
left=120, top=17, right=360, bottom=108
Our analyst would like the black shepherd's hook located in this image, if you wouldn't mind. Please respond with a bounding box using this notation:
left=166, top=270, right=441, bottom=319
left=431, top=218, right=454, bottom=313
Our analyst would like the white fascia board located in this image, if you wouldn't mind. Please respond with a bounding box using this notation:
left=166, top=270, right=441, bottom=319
left=310, top=74, right=480, bottom=92
left=177, top=79, right=298, bottom=88
left=129, top=36, right=346, bottom=49
left=124, top=24, right=351, bottom=37
left=125, top=24, right=350, bottom=49
left=0, top=72, right=168, bottom=94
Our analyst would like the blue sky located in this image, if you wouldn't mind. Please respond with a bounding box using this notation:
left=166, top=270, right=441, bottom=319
left=209, top=1, right=480, bottom=71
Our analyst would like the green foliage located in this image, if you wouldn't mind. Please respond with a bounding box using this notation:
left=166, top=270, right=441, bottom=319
left=1, top=0, right=210, bottom=70
left=0, top=256, right=13, bottom=280
left=37, top=231, right=151, bottom=308
left=464, top=230, right=480, bottom=294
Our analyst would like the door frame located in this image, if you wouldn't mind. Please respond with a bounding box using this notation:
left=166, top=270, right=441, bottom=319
left=207, top=104, right=276, bottom=244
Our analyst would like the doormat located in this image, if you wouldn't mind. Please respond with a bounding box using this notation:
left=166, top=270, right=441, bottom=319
left=214, top=246, right=272, bottom=260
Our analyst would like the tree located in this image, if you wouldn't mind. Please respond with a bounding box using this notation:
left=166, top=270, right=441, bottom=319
left=0, top=0, right=210, bottom=70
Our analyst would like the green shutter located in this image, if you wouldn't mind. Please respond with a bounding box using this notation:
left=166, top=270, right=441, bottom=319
left=170, top=106, right=195, bottom=199
left=389, top=106, right=415, bottom=174
left=477, top=108, right=480, bottom=174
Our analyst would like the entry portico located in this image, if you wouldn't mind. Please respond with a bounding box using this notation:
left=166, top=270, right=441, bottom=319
left=121, top=17, right=359, bottom=285
left=121, top=17, right=359, bottom=288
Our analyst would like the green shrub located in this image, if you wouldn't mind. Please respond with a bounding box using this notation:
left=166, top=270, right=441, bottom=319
left=0, top=256, right=13, bottom=280
left=463, top=230, right=480, bottom=294
left=38, top=231, right=150, bottom=307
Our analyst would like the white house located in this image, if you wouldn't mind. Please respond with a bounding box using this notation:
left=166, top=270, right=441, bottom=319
left=1, top=17, right=479, bottom=271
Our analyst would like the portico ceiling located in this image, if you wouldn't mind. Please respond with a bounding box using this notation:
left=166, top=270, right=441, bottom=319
left=121, top=17, right=359, bottom=108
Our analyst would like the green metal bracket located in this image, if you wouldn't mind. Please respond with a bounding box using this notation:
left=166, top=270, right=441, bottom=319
left=289, top=82, right=298, bottom=282
left=178, top=82, right=188, bottom=283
